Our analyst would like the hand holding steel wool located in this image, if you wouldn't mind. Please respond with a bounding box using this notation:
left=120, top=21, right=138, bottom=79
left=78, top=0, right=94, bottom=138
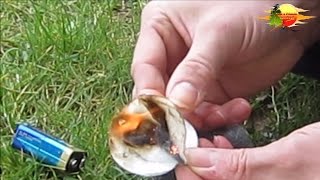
left=121, top=0, right=320, bottom=180
left=108, top=95, right=199, bottom=177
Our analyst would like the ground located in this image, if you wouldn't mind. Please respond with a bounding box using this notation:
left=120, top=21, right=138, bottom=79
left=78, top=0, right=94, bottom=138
left=1, top=1, right=319, bottom=180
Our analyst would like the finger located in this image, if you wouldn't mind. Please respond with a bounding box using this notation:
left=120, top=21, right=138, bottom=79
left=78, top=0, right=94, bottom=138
left=184, top=98, right=251, bottom=131
left=185, top=145, right=281, bottom=180
left=131, top=29, right=166, bottom=96
left=131, top=4, right=188, bottom=97
left=198, top=98, right=251, bottom=130
left=175, top=165, right=202, bottom=180
left=199, top=138, right=216, bottom=148
left=198, top=135, right=233, bottom=149
left=166, top=22, right=235, bottom=111
left=212, top=135, right=233, bottom=149
left=185, top=148, right=248, bottom=179
left=199, top=136, right=233, bottom=149
left=131, top=8, right=168, bottom=96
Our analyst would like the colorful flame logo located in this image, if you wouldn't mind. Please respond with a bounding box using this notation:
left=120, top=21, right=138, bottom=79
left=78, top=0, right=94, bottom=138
left=259, top=4, right=316, bottom=29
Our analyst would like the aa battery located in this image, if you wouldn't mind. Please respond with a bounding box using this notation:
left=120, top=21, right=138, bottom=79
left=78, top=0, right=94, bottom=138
left=12, top=123, right=87, bottom=173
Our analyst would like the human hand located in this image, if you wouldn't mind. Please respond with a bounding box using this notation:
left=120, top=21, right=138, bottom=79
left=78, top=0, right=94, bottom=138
left=130, top=1, right=320, bottom=179
left=176, top=122, right=320, bottom=180
left=131, top=1, right=319, bottom=130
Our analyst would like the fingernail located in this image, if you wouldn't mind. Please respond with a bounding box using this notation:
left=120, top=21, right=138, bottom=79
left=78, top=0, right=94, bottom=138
left=132, top=85, right=137, bottom=99
left=168, top=82, right=200, bottom=110
left=138, top=89, right=163, bottom=96
left=212, top=135, right=219, bottom=145
left=230, top=100, right=251, bottom=123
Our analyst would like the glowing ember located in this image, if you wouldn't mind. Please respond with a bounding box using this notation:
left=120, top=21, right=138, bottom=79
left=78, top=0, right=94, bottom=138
left=169, top=145, right=179, bottom=155
left=111, top=113, right=145, bottom=137
left=108, top=95, right=199, bottom=177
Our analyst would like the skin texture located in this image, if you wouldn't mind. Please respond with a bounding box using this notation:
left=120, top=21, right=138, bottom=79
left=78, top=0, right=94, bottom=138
left=131, top=1, right=320, bottom=180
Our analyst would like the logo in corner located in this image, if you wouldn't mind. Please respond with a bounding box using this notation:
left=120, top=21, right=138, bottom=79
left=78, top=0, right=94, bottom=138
left=259, top=4, right=316, bottom=30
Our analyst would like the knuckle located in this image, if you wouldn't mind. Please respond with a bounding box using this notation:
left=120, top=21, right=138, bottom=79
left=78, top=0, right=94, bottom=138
left=130, top=61, right=158, bottom=79
left=145, top=14, right=170, bottom=33
left=141, top=2, right=169, bottom=29
left=179, top=60, right=211, bottom=88
left=187, top=54, right=218, bottom=78
left=227, top=149, right=249, bottom=180
left=205, top=167, right=220, bottom=179
left=141, top=4, right=173, bottom=40
left=141, top=1, right=158, bottom=15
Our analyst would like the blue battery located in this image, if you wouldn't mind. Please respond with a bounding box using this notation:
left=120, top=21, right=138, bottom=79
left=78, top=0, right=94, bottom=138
left=12, top=123, right=87, bottom=173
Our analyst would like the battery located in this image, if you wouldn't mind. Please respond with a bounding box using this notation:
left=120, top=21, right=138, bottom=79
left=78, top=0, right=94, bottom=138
left=12, top=123, right=87, bottom=173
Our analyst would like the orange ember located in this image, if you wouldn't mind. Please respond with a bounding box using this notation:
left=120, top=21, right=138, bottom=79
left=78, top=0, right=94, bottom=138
left=170, top=145, right=179, bottom=155
left=112, top=113, right=146, bottom=137
left=111, top=106, right=162, bottom=138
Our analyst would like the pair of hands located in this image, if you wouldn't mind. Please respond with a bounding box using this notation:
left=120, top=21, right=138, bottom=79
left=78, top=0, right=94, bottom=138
left=131, top=1, right=320, bottom=180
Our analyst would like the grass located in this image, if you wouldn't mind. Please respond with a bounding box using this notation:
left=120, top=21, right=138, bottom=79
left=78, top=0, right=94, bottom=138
left=247, top=74, right=320, bottom=146
left=1, top=0, right=145, bottom=179
left=1, top=0, right=320, bottom=179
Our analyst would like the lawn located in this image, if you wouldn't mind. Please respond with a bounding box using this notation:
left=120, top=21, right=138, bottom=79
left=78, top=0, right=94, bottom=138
left=1, top=0, right=320, bottom=180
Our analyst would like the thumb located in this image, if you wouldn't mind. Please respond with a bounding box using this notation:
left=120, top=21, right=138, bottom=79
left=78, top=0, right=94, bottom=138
left=185, top=148, right=251, bottom=180
left=166, top=25, right=235, bottom=111
left=184, top=145, right=280, bottom=180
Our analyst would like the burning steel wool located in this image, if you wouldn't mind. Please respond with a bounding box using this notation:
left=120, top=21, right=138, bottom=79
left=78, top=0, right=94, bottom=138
left=108, top=95, right=198, bottom=177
